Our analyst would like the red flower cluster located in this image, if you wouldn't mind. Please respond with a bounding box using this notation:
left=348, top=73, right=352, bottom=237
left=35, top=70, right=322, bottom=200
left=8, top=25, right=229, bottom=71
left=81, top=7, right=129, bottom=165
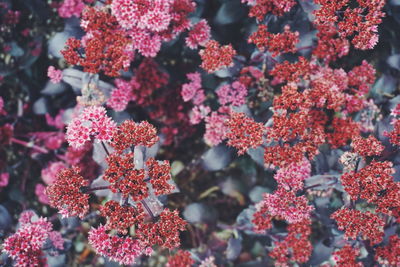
left=313, top=0, right=385, bottom=51
left=331, top=208, right=384, bottom=245
left=104, top=152, right=148, bottom=201
left=248, top=25, right=299, bottom=56
left=167, top=250, right=194, bottom=267
left=137, top=209, right=187, bottom=249
left=327, top=117, right=360, bottom=148
left=100, top=200, right=145, bottom=234
left=375, top=235, right=400, bottom=266
left=62, top=8, right=131, bottom=76
left=46, top=167, right=90, bottom=218
left=225, top=112, right=264, bottom=155
left=253, top=187, right=314, bottom=225
left=199, top=40, right=236, bottom=73
left=111, top=120, right=159, bottom=152
left=88, top=225, right=147, bottom=266
left=269, top=219, right=312, bottom=266
left=147, top=158, right=175, bottom=196
left=270, top=57, right=310, bottom=84
left=340, top=161, right=400, bottom=216
left=2, top=211, right=62, bottom=267
left=333, top=245, right=362, bottom=267
left=313, top=24, right=350, bottom=62
left=246, top=0, right=297, bottom=19
left=386, top=120, right=400, bottom=146
left=351, top=135, right=384, bottom=157
left=132, top=59, right=170, bottom=106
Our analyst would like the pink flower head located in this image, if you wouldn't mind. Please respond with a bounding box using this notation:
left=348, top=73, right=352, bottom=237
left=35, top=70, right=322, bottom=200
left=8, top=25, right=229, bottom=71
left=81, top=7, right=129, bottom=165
left=35, top=184, right=50, bottom=205
left=47, top=66, right=63, bottom=84
left=88, top=225, right=146, bottom=265
left=111, top=0, right=173, bottom=31
left=130, top=28, right=163, bottom=57
left=45, top=110, right=65, bottom=130
left=181, top=72, right=203, bottom=102
left=186, top=19, right=211, bottom=49
left=2, top=211, right=56, bottom=267
left=41, top=161, right=68, bottom=185
left=204, top=112, right=229, bottom=146
left=107, top=79, right=135, bottom=112
left=0, top=172, right=9, bottom=187
left=58, top=0, right=85, bottom=18
left=66, top=106, right=117, bottom=148
left=216, top=81, right=248, bottom=107
left=274, top=157, right=311, bottom=191
left=189, top=105, right=211, bottom=125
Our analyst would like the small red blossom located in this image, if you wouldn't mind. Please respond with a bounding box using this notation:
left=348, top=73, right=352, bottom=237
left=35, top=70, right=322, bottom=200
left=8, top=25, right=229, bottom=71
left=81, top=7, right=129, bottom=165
left=313, top=24, right=350, bottom=62
left=348, top=60, right=376, bottom=95
left=104, top=152, right=148, bottom=201
left=146, top=158, right=175, bottom=196
left=385, top=120, right=400, bottom=146
left=351, top=135, right=384, bottom=157
left=138, top=208, right=187, bottom=249
left=270, top=57, right=310, bottom=84
left=166, top=250, right=195, bottom=267
left=248, top=25, right=299, bottom=56
left=111, top=120, right=159, bottom=152
left=327, top=117, right=360, bottom=148
left=199, top=40, right=236, bottom=73
left=340, top=161, right=400, bottom=216
left=247, top=0, right=297, bottom=19
left=225, top=112, right=264, bottom=155
left=62, top=8, right=132, bottom=76
left=100, top=200, right=145, bottom=235
left=333, top=245, right=362, bottom=267
left=375, top=235, right=400, bottom=266
left=264, top=143, right=305, bottom=169
left=331, top=208, right=384, bottom=245
left=269, top=219, right=312, bottom=266
left=46, top=167, right=90, bottom=218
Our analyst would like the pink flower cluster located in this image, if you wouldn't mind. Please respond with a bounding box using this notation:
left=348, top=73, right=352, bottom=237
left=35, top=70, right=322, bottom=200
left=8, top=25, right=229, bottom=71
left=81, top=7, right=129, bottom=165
left=181, top=72, right=205, bottom=104
left=66, top=106, right=116, bottom=148
left=255, top=187, right=314, bottom=224
left=58, top=0, right=85, bottom=18
left=204, top=111, right=229, bottom=146
left=216, top=81, right=248, bottom=107
left=47, top=66, right=63, bottom=83
left=111, top=0, right=196, bottom=57
left=88, top=225, right=149, bottom=265
left=107, top=78, right=139, bottom=112
left=274, top=157, right=311, bottom=191
left=2, top=211, right=63, bottom=267
left=0, top=172, right=9, bottom=188
left=185, top=19, right=211, bottom=49
left=41, top=161, right=68, bottom=185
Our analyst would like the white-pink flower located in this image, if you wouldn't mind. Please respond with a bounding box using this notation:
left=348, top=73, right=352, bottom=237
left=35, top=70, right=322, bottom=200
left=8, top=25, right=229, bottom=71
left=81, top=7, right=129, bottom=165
left=66, top=106, right=117, bottom=148
left=47, top=66, right=63, bottom=84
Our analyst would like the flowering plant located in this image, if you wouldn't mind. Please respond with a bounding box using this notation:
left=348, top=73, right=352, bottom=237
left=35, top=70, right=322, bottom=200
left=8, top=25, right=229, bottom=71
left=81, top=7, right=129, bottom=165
left=0, top=0, right=400, bottom=266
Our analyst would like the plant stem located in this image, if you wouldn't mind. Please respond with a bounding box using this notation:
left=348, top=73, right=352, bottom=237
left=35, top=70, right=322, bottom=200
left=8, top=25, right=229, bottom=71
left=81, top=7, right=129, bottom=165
left=11, top=137, right=49, bottom=154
